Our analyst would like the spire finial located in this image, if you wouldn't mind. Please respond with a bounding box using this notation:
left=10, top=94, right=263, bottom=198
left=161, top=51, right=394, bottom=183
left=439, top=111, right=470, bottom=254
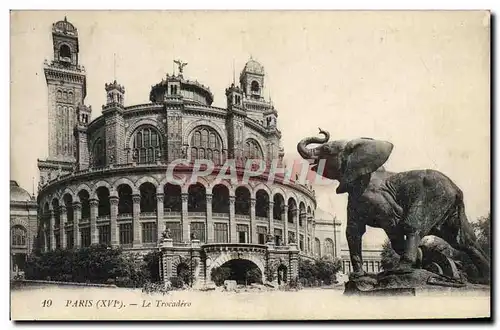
left=113, top=53, right=116, bottom=81
left=232, top=58, right=235, bottom=85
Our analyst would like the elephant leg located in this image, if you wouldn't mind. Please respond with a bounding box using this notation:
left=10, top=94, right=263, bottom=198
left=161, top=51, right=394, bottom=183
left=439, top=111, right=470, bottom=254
left=400, top=232, right=419, bottom=268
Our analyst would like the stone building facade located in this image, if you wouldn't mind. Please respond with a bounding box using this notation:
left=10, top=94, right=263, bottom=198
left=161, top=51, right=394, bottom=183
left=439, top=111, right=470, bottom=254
left=35, top=18, right=329, bottom=286
left=10, top=181, right=38, bottom=278
left=313, top=209, right=342, bottom=260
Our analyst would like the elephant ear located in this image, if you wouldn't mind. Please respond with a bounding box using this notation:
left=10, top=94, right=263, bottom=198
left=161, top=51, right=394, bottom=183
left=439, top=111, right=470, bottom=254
left=341, top=138, right=394, bottom=184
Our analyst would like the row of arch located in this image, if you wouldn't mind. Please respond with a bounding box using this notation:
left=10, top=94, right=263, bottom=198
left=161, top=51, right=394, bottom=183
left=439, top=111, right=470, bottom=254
left=40, top=176, right=314, bottom=211
left=40, top=181, right=314, bottom=229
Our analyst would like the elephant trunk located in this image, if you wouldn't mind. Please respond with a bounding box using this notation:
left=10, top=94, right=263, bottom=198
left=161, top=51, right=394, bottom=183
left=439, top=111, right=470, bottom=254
left=297, top=128, right=330, bottom=159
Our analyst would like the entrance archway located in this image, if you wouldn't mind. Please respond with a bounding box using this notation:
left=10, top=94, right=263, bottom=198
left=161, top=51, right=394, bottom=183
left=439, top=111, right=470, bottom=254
left=277, top=264, right=288, bottom=284
left=217, top=259, right=263, bottom=285
left=176, top=262, right=191, bottom=285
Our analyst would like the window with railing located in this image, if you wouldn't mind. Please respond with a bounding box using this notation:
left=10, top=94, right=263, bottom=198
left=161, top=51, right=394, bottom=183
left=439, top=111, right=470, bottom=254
left=119, top=223, right=133, bottom=245
left=257, top=226, right=267, bottom=244
left=80, top=228, right=91, bottom=247
left=11, top=225, right=26, bottom=246
left=190, top=222, right=205, bottom=242
left=214, top=223, right=228, bottom=243
left=98, top=225, right=111, bottom=245
left=274, top=228, right=283, bottom=246
left=237, top=224, right=249, bottom=243
left=165, top=222, right=182, bottom=242
left=142, top=222, right=157, bottom=244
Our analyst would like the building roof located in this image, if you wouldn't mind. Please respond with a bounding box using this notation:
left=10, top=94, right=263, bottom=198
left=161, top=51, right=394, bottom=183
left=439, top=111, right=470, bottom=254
left=243, top=58, right=265, bottom=75
left=315, top=208, right=341, bottom=225
left=10, top=180, right=33, bottom=202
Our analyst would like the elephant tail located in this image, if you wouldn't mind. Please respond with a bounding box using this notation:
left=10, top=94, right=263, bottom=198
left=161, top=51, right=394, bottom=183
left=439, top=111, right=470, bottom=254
left=456, top=198, right=491, bottom=283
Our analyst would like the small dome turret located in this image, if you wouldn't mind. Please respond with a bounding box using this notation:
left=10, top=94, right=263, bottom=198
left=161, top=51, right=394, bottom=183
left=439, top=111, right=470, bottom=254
left=242, top=58, right=264, bottom=75
left=10, top=181, right=33, bottom=202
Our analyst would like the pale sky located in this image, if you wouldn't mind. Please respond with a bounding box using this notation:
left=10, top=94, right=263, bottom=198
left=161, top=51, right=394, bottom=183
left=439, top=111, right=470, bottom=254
left=10, top=11, right=490, bottom=247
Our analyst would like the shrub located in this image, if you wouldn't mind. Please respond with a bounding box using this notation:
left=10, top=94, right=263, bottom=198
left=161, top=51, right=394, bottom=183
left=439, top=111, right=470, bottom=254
left=24, top=245, right=155, bottom=288
left=298, top=256, right=342, bottom=286
left=169, top=276, right=184, bottom=289
left=210, top=266, right=231, bottom=286
left=142, top=281, right=170, bottom=295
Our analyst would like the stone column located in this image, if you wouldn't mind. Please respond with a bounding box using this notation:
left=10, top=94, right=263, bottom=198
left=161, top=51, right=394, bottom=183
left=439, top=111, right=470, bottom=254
left=283, top=205, right=288, bottom=246
left=311, top=217, right=316, bottom=253
left=49, top=210, right=56, bottom=250
left=229, top=196, right=236, bottom=243
left=89, top=198, right=99, bottom=244
left=109, top=196, right=119, bottom=246
left=250, top=198, right=257, bottom=243
left=156, top=193, right=165, bottom=243
left=132, top=194, right=141, bottom=246
left=59, top=205, right=67, bottom=249
left=206, top=194, right=213, bottom=243
left=303, top=213, right=308, bottom=253
left=268, top=201, right=274, bottom=239
left=289, top=247, right=299, bottom=280
left=181, top=193, right=189, bottom=242
left=73, top=202, right=81, bottom=248
left=295, top=210, right=300, bottom=250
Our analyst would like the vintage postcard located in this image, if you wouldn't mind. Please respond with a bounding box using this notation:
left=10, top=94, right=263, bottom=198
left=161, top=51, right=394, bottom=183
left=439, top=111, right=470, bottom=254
left=9, top=10, right=491, bottom=320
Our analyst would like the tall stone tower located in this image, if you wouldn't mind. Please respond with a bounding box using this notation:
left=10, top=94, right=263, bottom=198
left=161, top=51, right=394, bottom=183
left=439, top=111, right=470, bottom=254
left=38, top=17, right=87, bottom=186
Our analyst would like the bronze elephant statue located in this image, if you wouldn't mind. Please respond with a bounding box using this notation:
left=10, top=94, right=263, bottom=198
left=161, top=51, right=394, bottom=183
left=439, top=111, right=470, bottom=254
left=297, top=129, right=490, bottom=283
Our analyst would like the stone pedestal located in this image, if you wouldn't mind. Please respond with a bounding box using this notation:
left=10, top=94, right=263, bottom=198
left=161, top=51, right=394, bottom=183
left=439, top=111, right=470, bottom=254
left=343, top=268, right=473, bottom=296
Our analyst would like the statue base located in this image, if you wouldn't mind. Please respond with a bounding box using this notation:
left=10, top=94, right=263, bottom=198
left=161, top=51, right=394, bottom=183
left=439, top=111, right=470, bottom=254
left=343, top=268, right=480, bottom=296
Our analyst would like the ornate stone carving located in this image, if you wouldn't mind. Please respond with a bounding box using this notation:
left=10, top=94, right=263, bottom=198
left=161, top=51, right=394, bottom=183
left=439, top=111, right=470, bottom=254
left=181, top=193, right=188, bottom=203
left=109, top=196, right=119, bottom=206
left=132, top=194, right=141, bottom=204
left=162, top=228, right=172, bottom=239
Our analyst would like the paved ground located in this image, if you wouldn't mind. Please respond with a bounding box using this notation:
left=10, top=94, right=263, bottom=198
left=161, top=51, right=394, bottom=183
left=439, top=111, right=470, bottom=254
left=11, top=284, right=490, bottom=320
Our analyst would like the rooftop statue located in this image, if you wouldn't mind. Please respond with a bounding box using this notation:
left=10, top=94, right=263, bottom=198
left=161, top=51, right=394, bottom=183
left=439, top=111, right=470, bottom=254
left=174, top=59, right=188, bottom=75
left=297, top=128, right=490, bottom=292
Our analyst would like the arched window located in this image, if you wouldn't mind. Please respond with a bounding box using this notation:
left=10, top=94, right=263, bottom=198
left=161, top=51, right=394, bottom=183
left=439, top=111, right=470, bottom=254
left=315, top=238, right=321, bottom=257
left=11, top=225, right=27, bottom=246
left=92, top=139, right=105, bottom=167
left=59, top=44, right=71, bottom=59
left=251, top=80, right=260, bottom=92
left=244, top=139, right=263, bottom=160
left=255, top=190, right=269, bottom=218
left=132, top=126, right=162, bottom=164
left=325, top=238, right=334, bottom=257
left=190, top=126, right=223, bottom=164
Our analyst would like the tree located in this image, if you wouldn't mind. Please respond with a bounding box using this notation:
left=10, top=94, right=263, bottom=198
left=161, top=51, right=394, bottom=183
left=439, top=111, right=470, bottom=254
left=380, top=239, right=400, bottom=271
left=315, top=256, right=342, bottom=285
left=298, top=256, right=342, bottom=286
left=472, top=213, right=491, bottom=259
